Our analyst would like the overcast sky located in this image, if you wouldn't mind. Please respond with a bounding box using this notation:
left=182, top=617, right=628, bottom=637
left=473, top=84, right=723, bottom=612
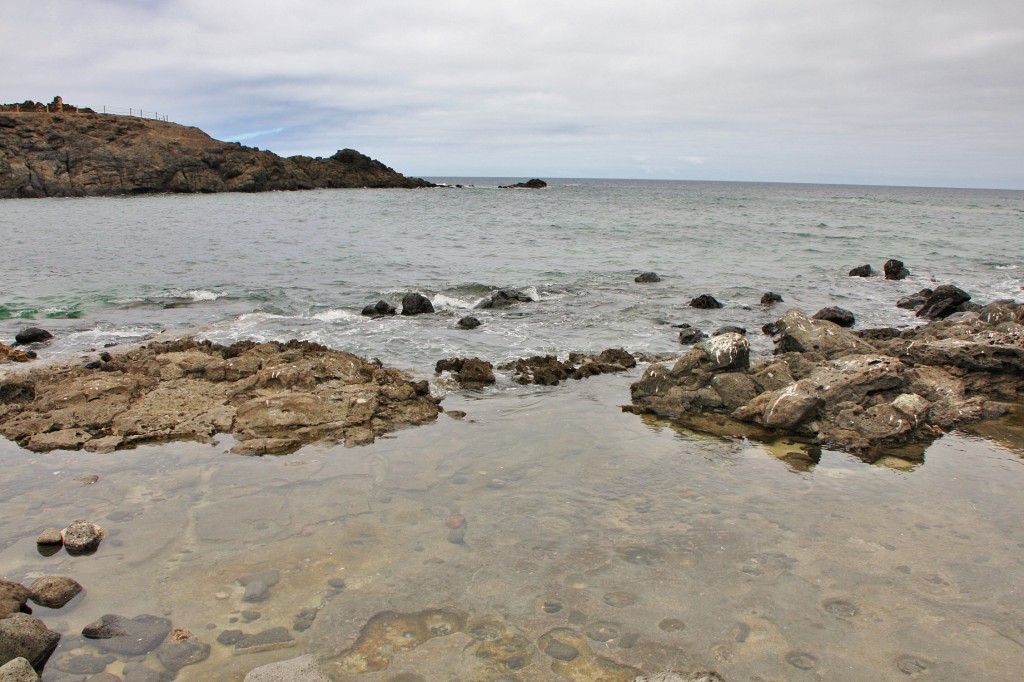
left=4, top=1, right=1023, bottom=188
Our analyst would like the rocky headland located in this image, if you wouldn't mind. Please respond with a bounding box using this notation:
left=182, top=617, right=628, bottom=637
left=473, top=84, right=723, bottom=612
left=0, top=97, right=433, bottom=198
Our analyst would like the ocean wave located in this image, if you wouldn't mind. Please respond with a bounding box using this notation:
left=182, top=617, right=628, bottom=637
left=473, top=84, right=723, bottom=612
left=312, top=308, right=361, bottom=322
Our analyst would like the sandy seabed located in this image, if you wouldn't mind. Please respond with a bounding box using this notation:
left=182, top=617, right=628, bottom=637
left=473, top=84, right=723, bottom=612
left=1, top=370, right=1023, bottom=681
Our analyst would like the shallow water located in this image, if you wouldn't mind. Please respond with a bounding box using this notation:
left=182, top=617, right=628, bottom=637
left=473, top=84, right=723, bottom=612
left=2, top=371, right=1022, bottom=681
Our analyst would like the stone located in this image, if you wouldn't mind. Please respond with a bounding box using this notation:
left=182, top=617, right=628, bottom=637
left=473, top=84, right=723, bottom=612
left=55, top=653, right=107, bottom=674
left=217, top=630, right=244, bottom=646
left=848, top=264, right=873, bottom=277
left=0, top=614, right=60, bottom=671
left=812, top=306, right=855, bottom=328
left=243, top=655, right=329, bottom=682
left=456, top=316, right=481, bottom=329
left=61, top=520, right=105, bottom=555
left=689, top=294, right=722, bottom=309
left=916, top=284, right=971, bottom=320
left=774, top=309, right=872, bottom=357
left=713, top=326, right=746, bottom=336
left=28, top=576, right=83, bottom=609
left=400, top=293, right=434, bottom=315
left=360, top=300, right=396, bottom=317
left=896, top=288, right=932, bottom=311
left=0, top=580, right=31, bottom=618
left=635, top=272, right=662, bottom=283
left=698, top=333, right=750, bottom=372
left=121, top=662, right=162, bottom=682
left=155, top=634, right=210, bottom=672
left=293, top=607, right=317, bottom=632
left=233, top=627, right=295, bottom=654
left=455, top=358, right=495, bottom=388
left=476, top=290, right=534, bottom=309
left=677, top=326, right=707, bottom=345
left=760, top=291, right=783, bottom=304
left=883, top=259, right=910, bottom=280
left=13, top=328, right=53, bottom=346
left=81, top=614, right=171, bottom=655
left=0, top=343, right=33, bottom=364
left=0, top=657, right=38, bottom=682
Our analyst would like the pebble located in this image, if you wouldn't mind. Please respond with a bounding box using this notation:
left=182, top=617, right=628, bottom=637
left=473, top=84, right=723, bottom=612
left=36, top=528, right=64, bottom=546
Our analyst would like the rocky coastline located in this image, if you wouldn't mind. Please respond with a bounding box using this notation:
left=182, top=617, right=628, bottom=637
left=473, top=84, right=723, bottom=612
left=0, top=98, right=433, bottom=198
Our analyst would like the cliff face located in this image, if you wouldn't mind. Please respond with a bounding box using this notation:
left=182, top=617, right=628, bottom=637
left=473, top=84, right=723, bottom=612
left=0, top=110, right=433, bottom=198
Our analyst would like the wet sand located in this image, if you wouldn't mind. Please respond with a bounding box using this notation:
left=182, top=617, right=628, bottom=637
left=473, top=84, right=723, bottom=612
left=1, top=370, right=1023, bottom=681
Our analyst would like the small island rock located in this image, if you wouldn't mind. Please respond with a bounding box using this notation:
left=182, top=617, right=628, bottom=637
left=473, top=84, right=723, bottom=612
left=689, top=294, right=723, bottom=309
left=812, top=306, right=856, bottom=328
left=848, top=264, right=873, bottom=277
left=883, top=259, right=910, bottom=280
left=635, top=272, right=662, bottom=283
left=400, top=293, right=434, bottom=316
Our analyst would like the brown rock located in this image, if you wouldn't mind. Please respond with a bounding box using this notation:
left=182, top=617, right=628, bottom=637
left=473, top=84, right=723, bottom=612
left=0, top=579, right=31, bottom=618
left=28, top=576, right=83, bottom=608
left=61, top=520, right=105, bottom=555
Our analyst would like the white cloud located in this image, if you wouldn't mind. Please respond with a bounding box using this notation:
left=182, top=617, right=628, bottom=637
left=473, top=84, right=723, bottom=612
left=2, top=0, right=1023, bottom=187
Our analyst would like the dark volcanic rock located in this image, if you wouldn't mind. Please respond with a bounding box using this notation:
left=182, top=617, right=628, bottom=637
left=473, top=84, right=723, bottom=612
left=689, top=294, right=723, bottom=309
left=677, top=325, right=708, bottom=345
left=457, top=316, right=481, bottom=330
left=28, top=576, right=83, bottom=609
left=435, top=357, right=496, bottom=389
left=499, top=349, right=636, bottom=386
left=635, top=272, right=662, bottom=283
left=498, top=178, right=547, bottom=189
left=82, top=614, right=172, bottom=655
left=14, top=328, right=53, bottom=345
left=0, top=107, right=433, bottom=198
left=813, top=306, right=856, bottom=328
left=916, top=284, right=971, bottom=320
left=401, top=292, right=434, bottom=315
left=760, top=292, right=783, bottom=305
left=476, top=290, right=534, bottom=309
left=714, top=326, right=747, bottom=336
left=883, top=259, right=910, bottom=280
left=897, top=288, right=933, bottom=311
left=0, top=614, right=60, bottom=671
left=848, top=264, right=873, bottom=277
left=361, top=300, right=396, bottom=317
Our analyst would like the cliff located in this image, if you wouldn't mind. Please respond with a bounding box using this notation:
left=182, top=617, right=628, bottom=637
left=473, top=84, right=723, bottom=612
left=0, top=105, right=433, bottom=198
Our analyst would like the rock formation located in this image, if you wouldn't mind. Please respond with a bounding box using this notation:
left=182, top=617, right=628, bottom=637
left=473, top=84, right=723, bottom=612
left=630, top=303, right=1024, bottom=458
left=0, top=101, right=433, bottom=198
left=0, top=338, right=440, bottom=454
left=498, top=179, right=547, bottom=189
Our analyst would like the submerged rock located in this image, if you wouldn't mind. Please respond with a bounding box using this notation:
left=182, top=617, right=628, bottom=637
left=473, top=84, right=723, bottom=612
left=243, top=654, right=329, bottom=682
left=435, top=357, right=495, bottom=389
left=360, top=300, right=396, bottom=317
left=457, top=316, right=481, bottom=329
left=848, top=264, right=873, bottom=277
left=476, top=290, right=534, bottom=309
left=499, top=348, right=636, bottom=386
left=635, top=272, right=662, bottom=283
left=760, top=292, right=783, bottom=305
left=82, top=614, right=171, bottom=655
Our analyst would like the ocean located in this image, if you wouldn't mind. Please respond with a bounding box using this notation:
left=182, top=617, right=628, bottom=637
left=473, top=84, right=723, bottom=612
left=1, top=180, right=1023, bottom=681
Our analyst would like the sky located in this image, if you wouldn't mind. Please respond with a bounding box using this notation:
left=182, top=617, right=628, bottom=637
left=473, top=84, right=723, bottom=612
left=4, top=1, right=1024, bottom=188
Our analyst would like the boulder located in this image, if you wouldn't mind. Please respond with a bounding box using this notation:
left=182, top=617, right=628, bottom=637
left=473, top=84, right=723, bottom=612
left=13, top=328, right=52, bottom=346
left=360, top=300, right=395, bottom=317
left=812, top=306, right=855, bottom=328
left=635, top=272, right=662, bottom=283
left=81, top=614, right=172, bottom=655
left=0, top=657, right=38, bottom=681
left=457, top=316, right=481, bottom=329
left=883, top=259, right=910, bottom=280
left=916, top=284, right=971, bottom=320
left=0, top=614, right=60, bottom=671
left=896, top=288, right=932, bottom=311
left=774, top=309, right=873, bottom=357
left=435, top=357, right=495, bottom=389
left=848, top=264, right=873, bottom=277
left=61, top=520, right=104, bottom=555
left=689, top=294, right=723, bottom=309
left=760, top=292, right=783, bottom=305
left=0, top=580, right=31, bottom=618
left=28, top=576, right=83, bottom=609
left=400, top=293, right=434, bottom=315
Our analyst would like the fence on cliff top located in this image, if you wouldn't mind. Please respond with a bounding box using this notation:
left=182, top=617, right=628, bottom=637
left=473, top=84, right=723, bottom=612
left=99, top=106, right=169, bottom=122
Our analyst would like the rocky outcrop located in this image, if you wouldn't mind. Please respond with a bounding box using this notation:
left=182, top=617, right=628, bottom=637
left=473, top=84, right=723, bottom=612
left=848, top=264, right=873, bottom=277
left=499, top=349, right=637, bottom=386
left=475, top=290, right=534, bottom=309
left=635, top=272, right=662, bottom=283
left=689, top=294, right=723, bottom=309
left=630, top=304, right=1024, bottom=458
left=400, top=293, right=434, bottom=315
left=0, top=338, right=440, bottom=454
left=760, top=292, right=783, bottom=305
left=884, top=259, right=910, bottom=280
left=360, top=301, right=396, bottom=317
left=0, top=344, right=33, bottom=364
left=0, top=106, right=432, bottom=198
left=498, top=179, right=547, bottom=189
left=435, top=358, right=496, bottom=389
left=916, top=284, right=972, bottom=320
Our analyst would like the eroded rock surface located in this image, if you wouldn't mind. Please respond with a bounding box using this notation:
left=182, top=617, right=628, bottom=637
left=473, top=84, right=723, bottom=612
left=630, top=305, right=1024, bottom=457
left=0, top=339, right=440, bottom=454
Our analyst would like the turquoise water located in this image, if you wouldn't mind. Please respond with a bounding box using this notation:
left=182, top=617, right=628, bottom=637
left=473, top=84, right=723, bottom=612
left=2, top=180, right=1021, bottom=373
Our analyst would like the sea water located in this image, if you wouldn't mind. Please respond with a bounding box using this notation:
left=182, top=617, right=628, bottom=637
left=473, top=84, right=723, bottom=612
left=1, top=180, right=1023, bottom=681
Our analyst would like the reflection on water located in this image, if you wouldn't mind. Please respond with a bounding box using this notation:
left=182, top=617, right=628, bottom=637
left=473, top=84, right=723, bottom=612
left=1, top=372, right=1022, bottom=681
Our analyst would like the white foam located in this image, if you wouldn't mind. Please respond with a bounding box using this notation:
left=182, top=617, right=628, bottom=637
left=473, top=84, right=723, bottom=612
left=312, top=308, right=359, bottom=322
left=431, top=294, right=476, bottom=310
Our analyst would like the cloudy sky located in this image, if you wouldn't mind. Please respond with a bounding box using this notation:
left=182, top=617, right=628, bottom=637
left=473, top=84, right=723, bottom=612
left=4, top=1, right=1023, bottom=188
